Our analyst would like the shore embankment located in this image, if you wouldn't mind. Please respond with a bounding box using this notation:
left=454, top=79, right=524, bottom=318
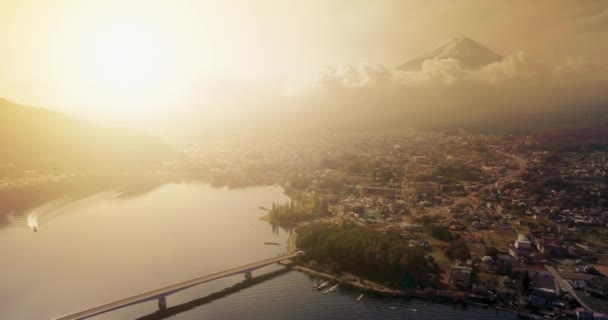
left=287, top=236, right=530, bottom=317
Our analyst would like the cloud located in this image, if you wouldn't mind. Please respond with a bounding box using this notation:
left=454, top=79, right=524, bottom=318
left=316, top=64, right=393, bottom=88
left=285, top=51, right=607, bottom=93
left=273, top=51, right=608, bottom=131
left=172, top=49, right=608, bottom=134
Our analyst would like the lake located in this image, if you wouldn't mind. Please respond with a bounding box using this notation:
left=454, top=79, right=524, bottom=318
left=0, top=182, right=516, bottom=320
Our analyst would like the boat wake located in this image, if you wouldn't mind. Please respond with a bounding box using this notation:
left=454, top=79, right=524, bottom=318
left=27, top=213, right=39, bottom=232
left=22, top=189, right=122, bottom=233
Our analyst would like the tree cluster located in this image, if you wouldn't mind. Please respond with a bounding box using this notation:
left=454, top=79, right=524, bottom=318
left=444, top=238, right=471, bottom=261
left=268, top=194, right=329, bottom=226
left=296, top=222, right=440, bottom=288
left=434, top=165, right=480, bottom=181
left=419, top=217, right=454, bottom=242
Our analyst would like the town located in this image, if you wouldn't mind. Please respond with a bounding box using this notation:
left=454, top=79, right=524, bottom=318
left=182, top=129, right=608, bottom=319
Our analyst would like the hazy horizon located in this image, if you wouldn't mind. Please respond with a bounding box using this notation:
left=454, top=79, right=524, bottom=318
left=5, top=3, right=608, bottom=319
left=1, top=1, right=608, bottom=137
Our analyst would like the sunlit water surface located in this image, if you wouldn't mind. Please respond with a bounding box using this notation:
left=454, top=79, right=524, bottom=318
left=0, top=183, right=516, bottom=320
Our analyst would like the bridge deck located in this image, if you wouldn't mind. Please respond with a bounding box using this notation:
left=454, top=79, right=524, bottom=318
left=54, top=251, right=301, bottom=320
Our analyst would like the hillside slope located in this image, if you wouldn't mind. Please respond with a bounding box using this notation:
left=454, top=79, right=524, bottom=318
left=0, top=98, right=177, bottom=170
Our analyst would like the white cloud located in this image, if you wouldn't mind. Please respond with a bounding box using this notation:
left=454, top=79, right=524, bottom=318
left=272, top=51, right=608, bottom=131
left=285, top=51, right=607, bottom=94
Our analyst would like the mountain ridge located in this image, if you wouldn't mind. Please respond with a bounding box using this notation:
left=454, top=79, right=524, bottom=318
left=0, top=98, right=178, bottom=170
left=397, top=37, right=503, bottom=71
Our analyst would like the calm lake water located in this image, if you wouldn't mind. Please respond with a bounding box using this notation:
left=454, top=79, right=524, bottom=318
left=0, top=182, right=517, bottom=320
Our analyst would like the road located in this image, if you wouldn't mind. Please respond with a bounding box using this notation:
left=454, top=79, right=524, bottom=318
left=54, top=251, right=302, bottom=320
left=545, top=265, right=597, bottom=312
left=414, top=148, right=528, bottom=218
left=495, top=150, right=527, bottom=178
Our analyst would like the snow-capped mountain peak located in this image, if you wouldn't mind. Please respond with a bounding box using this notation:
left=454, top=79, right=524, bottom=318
left=397, top=37, right=503, bottom=71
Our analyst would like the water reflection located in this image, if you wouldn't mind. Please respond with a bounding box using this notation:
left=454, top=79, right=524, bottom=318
left=0, top=175, right=171, bottom=228
left=0, top=183, right=290, bottom=320
left=136, top=267, right=291, bottom=320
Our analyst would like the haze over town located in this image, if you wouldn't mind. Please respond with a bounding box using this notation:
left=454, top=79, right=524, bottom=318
left=1, top=1, right=608, bottom=136
left=3, top=1, right=608, bottom=320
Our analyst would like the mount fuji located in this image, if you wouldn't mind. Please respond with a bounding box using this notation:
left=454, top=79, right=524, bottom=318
left=396, top=37, right=503, bottom=71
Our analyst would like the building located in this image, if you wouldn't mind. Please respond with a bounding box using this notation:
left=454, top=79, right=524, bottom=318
left=575, top=308, right=592, bottom=320
left=527, top=269, right=557, bottom=307
left=450, top=266, right=472, bottom=288
left=515, top=234, right=531, bottom=251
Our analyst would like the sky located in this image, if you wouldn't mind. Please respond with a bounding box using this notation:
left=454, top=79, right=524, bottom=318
left=0, top=0, right=607, bottom=132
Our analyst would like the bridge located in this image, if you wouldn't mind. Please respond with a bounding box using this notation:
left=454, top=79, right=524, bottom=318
left=53, top=251, right=304, bottom=320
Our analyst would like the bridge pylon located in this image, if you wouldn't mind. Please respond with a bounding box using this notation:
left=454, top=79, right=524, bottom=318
left=52, top=252, right=301, bottom=320
left=158, top=296, right=167, bottom=311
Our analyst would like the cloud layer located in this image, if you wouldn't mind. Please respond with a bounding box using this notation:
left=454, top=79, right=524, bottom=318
left=272, top=52, right=608, bottom=132
left=288, top=51, right=606, bottom=91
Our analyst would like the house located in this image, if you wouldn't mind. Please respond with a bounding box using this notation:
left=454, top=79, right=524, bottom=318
left=572, top=279, right=588, bottom=290
left=501, top=276, right=514, bottom=288
left=343, top=201, right=365, bottom=214
left=450, top=266, right=472, bottom=288
left=527, top=269, right=557, bottom=307
left=575, top=308, right=592, bottom=320
left=450, top=224, right=465, bottom=231
left=496, top=253, right=522, bottom=268
left=515, top=234, right=531, bottom=251
left=593, top=313, right=608, bottom=320
left=463, top=234, right=482, bottom=243
left=537, top=238, right=562, bottom=258
left=509, top=246, right=529, bottom=259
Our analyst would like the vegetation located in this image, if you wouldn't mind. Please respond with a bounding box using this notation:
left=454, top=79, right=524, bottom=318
left=484, top=246, right=499, bottom=259
left=444, top=238, right=470, bottom=261
left=0, top=98, right=177, bottom=170
left=434, top=165, right=480, bottom=181
left=296, top=222, right=440, bottom=288
left=512, top=270, right=530, bottom=294
left=419, top=217, right=454, bottom=242
left=267, top=194, right=329, bottom=226
left=427, top=225, right=454, bottom=242
left=285, top=173, right=358, bottom=195
left=413, top=165, right=480, bottom=182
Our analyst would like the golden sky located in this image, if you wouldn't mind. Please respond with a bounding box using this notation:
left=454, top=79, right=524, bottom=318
left=0, top=0, right=607, bottom=129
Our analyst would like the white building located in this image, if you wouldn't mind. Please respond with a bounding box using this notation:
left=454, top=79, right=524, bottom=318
left=515, top=234, right=531, bottom=250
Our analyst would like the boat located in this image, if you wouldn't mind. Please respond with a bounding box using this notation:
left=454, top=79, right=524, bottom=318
left=263, top=242, right=280, bottom=246
left=323, top=284, right=338, bottom=294
left=357, top=294, right=364, bottom=301
left=409, top=309, right=418, bottom=312
left=316, top=281, right=329, bottom=290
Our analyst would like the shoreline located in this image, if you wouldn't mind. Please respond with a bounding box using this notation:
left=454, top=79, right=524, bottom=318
left=293, top=264, right=406, bottom=296
left=283, top=217, right=535, bottom=318
left=291, top=263, right=531, bottom=317
left=286, top=232, right=530, bottom=318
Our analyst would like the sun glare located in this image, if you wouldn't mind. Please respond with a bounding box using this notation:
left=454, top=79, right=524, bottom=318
left=59, top=8, right=199, bottom=123
left=82, top=22, right=175, bottom=99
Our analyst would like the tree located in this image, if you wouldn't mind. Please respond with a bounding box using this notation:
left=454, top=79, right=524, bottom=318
left=505, top=262, right=513, bottom=277
left=445, top=238, right=470, bottom=261
left=485, top=246, right=499, bottom=259
left=296, top=222, right=439, bottom=288
left=518, top=271, right=530, bottom=293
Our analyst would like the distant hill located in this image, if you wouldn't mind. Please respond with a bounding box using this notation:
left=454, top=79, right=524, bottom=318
left=0, top=98, right=178, bottom=170
left=396, top=37, right=503, bottom=71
